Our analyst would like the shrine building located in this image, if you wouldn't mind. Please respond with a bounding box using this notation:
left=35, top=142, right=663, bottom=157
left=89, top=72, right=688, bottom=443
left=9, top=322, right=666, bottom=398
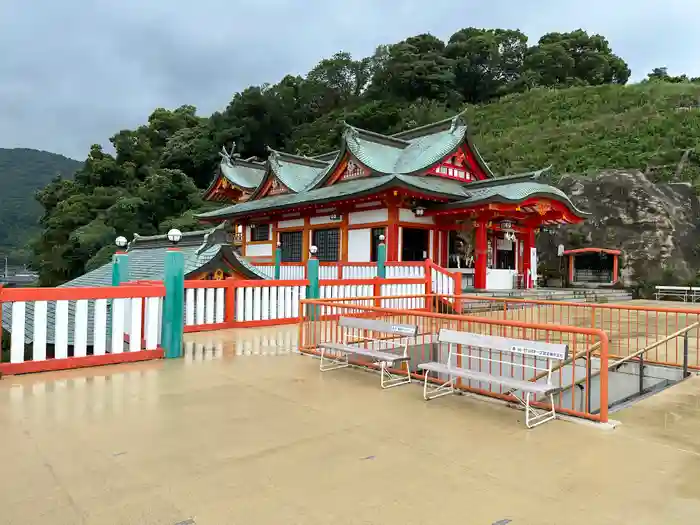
left=198, top=112, right=587, bottom=290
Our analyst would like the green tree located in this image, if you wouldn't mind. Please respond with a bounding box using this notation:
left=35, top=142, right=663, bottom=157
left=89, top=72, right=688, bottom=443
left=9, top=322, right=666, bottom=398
left=646, top=67, right=700, bottom=84
left=445, top=28, right=529, bottom=103
left=367, top=34, right=458, bottom=104
left=524, top=30, right=630, bottom=87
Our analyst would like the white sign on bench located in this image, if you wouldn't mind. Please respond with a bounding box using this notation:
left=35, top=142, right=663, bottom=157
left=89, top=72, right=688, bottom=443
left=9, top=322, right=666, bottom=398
left=418, top=329, right=568, bottom=428
left=318, top=317, right=419, bottom=389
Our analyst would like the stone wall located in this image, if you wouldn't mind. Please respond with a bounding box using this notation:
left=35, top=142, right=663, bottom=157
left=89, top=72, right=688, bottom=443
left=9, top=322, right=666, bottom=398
left=537, top=171, right=700, bottom=285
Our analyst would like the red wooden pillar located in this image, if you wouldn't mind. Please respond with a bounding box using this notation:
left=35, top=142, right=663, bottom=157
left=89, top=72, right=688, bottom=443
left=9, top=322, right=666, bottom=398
left=387, top=205, right=399, bottom=261
left=474, top=222, right=487, bottom=289
left=612, top=254, right=619, bottom=284
left=568, top=255, right=575, bottom=284
left=522, top=228, right=535, bottom=289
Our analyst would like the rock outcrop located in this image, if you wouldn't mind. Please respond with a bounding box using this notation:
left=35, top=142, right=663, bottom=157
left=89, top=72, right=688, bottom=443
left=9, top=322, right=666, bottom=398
left=537, top=170, right=700, bottom=285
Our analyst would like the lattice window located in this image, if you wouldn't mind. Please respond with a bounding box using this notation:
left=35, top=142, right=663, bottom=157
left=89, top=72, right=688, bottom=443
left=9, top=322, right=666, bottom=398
left=250, top=224, right=270, bottom=242
left=280, top=231, right=303, bottom=262
left=312, top=228, right=340, bottom=262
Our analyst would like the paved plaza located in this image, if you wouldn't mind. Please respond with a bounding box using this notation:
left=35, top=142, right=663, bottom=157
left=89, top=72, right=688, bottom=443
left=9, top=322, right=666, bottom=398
left=0, top=325, right=699, bottom=524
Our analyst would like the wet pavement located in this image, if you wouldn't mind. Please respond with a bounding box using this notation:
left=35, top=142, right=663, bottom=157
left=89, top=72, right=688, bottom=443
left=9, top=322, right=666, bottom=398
left=1, top=325, right=699, bottom=524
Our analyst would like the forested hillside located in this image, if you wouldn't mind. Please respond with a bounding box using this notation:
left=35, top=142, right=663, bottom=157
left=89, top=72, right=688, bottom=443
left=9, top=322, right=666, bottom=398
left=24, top=28, right=700, bottom=286
left=0, top=149, right=81, bottom=262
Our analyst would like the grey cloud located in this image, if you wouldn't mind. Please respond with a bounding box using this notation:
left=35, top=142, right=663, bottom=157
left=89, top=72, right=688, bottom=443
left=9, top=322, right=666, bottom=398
left=1, top=0, right=699, bottom=160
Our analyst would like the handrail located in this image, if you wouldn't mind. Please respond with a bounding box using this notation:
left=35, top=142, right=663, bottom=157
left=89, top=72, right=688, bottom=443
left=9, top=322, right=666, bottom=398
left=564, top=321, right=699, bottom=391
left=608, top=321, right=699, bottom=371
left=504, top=341, right=603, bottom=396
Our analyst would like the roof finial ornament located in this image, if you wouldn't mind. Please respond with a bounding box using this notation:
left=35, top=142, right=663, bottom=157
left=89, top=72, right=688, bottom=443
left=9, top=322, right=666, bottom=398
left=449, top=108, right=469, bottom=134
left=220, top=141, right=241, bottom=164
left=343, top=121, right=360, bottom=143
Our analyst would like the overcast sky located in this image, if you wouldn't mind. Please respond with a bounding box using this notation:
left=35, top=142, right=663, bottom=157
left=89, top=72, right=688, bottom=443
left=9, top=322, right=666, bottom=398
left=1, top=0, right=698, bottom=160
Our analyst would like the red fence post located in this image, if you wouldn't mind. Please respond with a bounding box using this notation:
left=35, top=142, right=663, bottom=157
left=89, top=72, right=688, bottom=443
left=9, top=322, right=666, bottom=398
left=225, top=278, right=236, bottom=326
left=373, top=278, right=382, bottom=308
left=454, top=273, right=462, bottom=313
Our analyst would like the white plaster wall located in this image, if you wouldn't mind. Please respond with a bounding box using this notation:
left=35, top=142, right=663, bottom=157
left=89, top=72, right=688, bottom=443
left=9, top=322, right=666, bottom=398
left=310, top=215, right=335, bottom=225
left=245, top=225, right=251, bottom=242
left=278, top=218, right=304, bottom=228
left=486, top=269, right=517, bottom=290
left=349, top=209, right=387, bottom=225
left=246, top=243, right=273, bottom=257
left=399, top=208, right=434, bottom=224
left=398, top=227, right=403, bottom=261
left=348, top=229, right=371, bottom=262
left=429, top=230, right=434, bottom=260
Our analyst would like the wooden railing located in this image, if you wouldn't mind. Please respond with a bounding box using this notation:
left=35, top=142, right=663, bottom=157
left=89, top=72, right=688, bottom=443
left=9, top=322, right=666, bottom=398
left=0, top=283, right=165, bottom=375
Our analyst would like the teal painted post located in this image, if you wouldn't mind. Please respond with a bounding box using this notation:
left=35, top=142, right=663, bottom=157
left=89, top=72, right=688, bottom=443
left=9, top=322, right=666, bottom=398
left=112, top=252, right=129, bottom=286
left=306, top=248, right=320, bottom=321
left=377, top=236, right=386, bottom=279
left=162, top=248, right=185, bottom=358
left=274, top=243, right=282, bottom=280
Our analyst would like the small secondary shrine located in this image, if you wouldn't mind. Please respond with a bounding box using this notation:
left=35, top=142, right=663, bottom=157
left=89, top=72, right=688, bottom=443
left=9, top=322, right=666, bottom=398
left=198, top=112, right=587, bottom=290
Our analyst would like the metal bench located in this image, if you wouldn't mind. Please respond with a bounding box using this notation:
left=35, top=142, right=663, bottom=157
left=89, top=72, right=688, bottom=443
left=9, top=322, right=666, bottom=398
left=654, top=285, right=690, bottom=301
left=318, top=317, right=419, bottom=389
left=418, top=329, right=568, bottom=428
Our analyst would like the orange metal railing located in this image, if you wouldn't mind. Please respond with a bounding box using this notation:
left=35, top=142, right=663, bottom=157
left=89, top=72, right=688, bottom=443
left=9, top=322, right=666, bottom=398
left=299, top=297, right=610, bottom=423
left=452, top=294, right=700, bottom=370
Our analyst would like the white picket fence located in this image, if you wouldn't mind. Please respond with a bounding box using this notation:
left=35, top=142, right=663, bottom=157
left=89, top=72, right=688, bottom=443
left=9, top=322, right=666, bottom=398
left=431, top=266, right=457, bottom=296
left=1, top=285, right=165, bottom=372
left=251, top=262, right=424, bottom=281
left=185, top=287, right=226, bottom=327
left=235, top=284, right=306, bottom=322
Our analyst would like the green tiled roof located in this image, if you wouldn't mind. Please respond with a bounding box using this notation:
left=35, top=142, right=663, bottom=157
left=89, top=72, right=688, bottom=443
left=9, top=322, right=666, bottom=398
left=220, top=159, right=265, bottom=190
left=344, top=121, right=466, bottom=176
left=444, top=181, right=588, bottom=217
left=1, top=227, right=268, bottom=345
left=197, top=174, right=470, bottom=219
left=267, top=149, right=328, bottom=193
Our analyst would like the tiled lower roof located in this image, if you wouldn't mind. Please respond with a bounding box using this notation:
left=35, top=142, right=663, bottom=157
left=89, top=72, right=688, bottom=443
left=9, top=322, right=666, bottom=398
left=197, top=174, right=471, bottom=219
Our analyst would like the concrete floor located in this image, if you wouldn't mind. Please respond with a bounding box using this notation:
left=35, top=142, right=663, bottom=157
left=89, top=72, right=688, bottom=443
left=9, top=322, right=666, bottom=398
left=1, top=325, right=700, bottom=524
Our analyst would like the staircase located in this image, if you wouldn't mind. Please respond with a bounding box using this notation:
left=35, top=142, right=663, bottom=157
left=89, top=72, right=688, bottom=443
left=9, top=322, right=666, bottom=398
left=460, top=287, right=633, bottom=313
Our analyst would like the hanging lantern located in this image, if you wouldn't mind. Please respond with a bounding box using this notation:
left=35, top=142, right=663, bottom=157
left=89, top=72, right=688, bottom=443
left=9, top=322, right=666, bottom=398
left=500, top=219, right=513, bottom=231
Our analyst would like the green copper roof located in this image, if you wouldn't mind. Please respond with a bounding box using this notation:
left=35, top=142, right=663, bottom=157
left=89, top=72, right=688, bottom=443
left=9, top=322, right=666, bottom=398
left=220, top=159, right=265, bottom=190
left=268, top=149, right=328, bottom=193
left=444, top=181, right=588, bottom=217
left=198, top=174, right=470, bottom=219
left=345, top=121, right=466, bottom=176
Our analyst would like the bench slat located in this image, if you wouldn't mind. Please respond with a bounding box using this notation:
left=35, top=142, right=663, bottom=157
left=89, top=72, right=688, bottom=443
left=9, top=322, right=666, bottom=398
left=339, top=317, right=418, bottom=337
left=438, top=329, right=568, bottom=360
left=418, top=362, right=555, bottom=394
left=320, top=343, right=409, bottom=362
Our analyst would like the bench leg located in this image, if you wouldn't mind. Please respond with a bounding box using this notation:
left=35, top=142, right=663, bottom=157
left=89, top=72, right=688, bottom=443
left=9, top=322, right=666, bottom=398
left=422, top=371, right=455, bottom=400
left=319, top=348, right=350, bottom=372
left=522, top=392, right=557, bottom=429
left=379, top=360, right=411, bottom=389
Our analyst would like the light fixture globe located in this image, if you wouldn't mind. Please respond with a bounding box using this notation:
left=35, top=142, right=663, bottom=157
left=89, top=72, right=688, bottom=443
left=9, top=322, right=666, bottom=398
left=379, top=234, right=386, bottom=242
left=309, top=245, right=318, bottom=255
left=115, top=236, right=128, bottom=248
left=277, top=241, right=282, bottom=248
left=167, top=228, right=183, bottom=245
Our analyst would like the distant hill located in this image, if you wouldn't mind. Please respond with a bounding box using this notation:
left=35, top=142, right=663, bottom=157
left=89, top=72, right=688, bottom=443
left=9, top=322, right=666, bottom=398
left=0, top=149, right=82, bottom=262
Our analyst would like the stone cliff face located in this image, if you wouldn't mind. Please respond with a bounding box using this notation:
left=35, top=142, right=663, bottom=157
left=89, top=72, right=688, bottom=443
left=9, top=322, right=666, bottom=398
left=537, top=171, right=700, bottom=285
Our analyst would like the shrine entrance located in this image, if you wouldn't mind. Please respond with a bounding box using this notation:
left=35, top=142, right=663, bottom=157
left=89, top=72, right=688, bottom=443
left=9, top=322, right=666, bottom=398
left=401, top=228, right=429, bottom=261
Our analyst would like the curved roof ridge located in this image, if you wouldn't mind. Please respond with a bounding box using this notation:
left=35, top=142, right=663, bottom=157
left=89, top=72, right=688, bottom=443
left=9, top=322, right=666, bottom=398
left=265, top=146, right=330, bottom=168
left=465, top=166, right=553, bottom=189
left=129, top=227, right=214, bottom=250
left=392, top=108, right=469, bottom=141
left=343, top=121, right=410, bottom=148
